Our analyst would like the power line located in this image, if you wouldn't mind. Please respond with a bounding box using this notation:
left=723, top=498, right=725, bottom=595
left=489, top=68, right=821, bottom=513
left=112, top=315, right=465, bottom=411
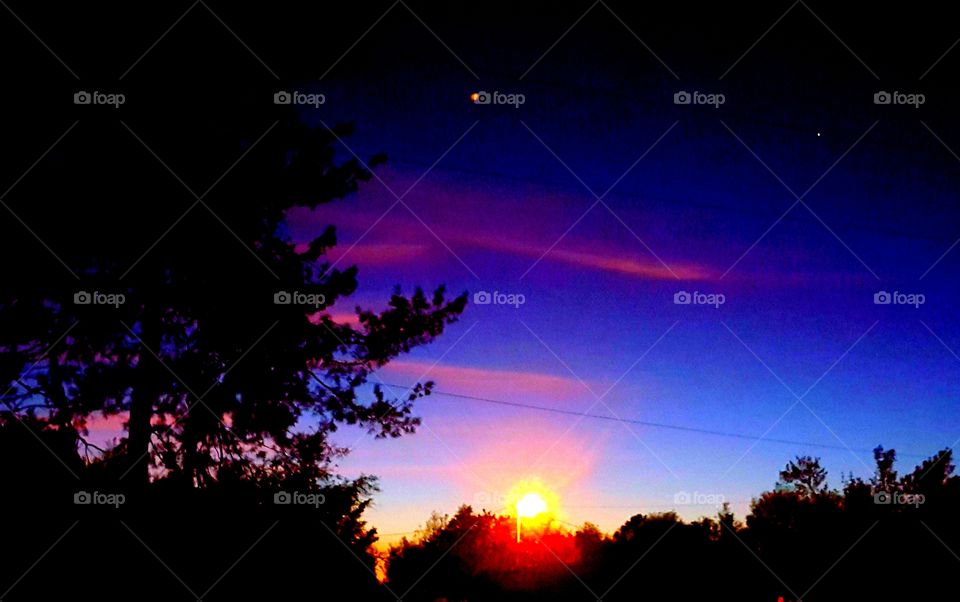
left=380, top=383, right=932, bottom=459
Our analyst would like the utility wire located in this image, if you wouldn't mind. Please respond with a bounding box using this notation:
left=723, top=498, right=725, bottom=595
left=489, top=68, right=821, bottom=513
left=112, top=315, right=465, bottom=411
left=380, top=383, right=932, bottom=459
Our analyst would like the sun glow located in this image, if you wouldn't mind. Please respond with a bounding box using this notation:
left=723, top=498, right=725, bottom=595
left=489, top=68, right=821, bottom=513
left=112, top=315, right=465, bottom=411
left=505, top=480, right=560, bottom=522
left=516, top=492, right=547, bottom=518
left=505, top=479, right=561, bottom=542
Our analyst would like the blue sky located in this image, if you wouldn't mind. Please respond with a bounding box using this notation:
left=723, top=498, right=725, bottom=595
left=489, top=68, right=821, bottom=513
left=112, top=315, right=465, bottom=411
left=262, top=12, right=960, bottom=540
left=282, top=100, right=960, bottom=539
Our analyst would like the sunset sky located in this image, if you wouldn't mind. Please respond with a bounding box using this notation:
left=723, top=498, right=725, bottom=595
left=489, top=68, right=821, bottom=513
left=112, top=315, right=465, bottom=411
left=8, top=4, right=960, bottom=601
left=73, top=2, right=960, bottom=543
left=281, top=55, right=960, bottom=541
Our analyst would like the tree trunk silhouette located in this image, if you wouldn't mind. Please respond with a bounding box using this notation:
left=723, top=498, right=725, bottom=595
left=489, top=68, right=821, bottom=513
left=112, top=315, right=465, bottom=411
left=126, top=310, right=161, bottom=486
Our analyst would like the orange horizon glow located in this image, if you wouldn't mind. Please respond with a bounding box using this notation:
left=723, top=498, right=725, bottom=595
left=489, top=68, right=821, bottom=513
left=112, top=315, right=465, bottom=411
left=505, top=479, right=560, bottom=531
left=515, top=490, right=548, bottom=544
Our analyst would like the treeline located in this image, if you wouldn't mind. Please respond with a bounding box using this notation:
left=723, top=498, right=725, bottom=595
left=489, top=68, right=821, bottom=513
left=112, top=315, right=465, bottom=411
left=2, top=418, right=957, bottom=601
left=387, top=447, right=960, bottom=601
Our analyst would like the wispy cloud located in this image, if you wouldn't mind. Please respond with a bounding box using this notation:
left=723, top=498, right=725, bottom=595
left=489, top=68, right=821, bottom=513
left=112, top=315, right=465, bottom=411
left=461, top=236, right=714, bottom=280
left=287, top=170, right=718, bottom=279
left=382, top=359, right=590, bottom=403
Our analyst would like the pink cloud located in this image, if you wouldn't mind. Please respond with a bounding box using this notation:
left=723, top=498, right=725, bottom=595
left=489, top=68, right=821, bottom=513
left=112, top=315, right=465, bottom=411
left=380, top=360, right=590, bottom=404
left=460, top=235, right=713, bottom=280
left=327, top=242, right=432, bottom=266
left=287, top=172, right=718, bottom=280
left=547, top=247, right=710, bottom=280
left=326, top=311, right=362, bottom=326
left=309, top=311, right=362, bottom=327
left=83, top=412, right=127, bottom=435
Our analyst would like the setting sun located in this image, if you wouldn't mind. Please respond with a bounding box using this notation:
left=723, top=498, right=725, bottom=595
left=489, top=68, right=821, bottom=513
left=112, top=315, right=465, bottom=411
left=505, top=480, right=561, bottom=543
left=504, top=480, right=560, bottom=522
left=516, top=492, right=547, bottom=518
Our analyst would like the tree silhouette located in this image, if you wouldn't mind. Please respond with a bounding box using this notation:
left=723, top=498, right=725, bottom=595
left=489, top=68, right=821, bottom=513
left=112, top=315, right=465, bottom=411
left=777, top=454, right=828, bottom=497
left=0, top=31, right=466, bottom=596
left=871, top=445, right=898, bottom=493
left=902, top=448, right=954, bottom=494
left=0, top=110, right=466, bottom=489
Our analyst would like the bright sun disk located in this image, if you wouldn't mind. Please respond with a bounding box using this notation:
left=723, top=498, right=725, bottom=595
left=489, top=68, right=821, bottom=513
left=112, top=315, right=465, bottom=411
left=516, top=492, right=548, bottom=518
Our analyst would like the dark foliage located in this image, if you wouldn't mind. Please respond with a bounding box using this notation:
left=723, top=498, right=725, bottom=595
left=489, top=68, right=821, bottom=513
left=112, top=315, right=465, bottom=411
left=387, top=449, right=960, bottom=601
